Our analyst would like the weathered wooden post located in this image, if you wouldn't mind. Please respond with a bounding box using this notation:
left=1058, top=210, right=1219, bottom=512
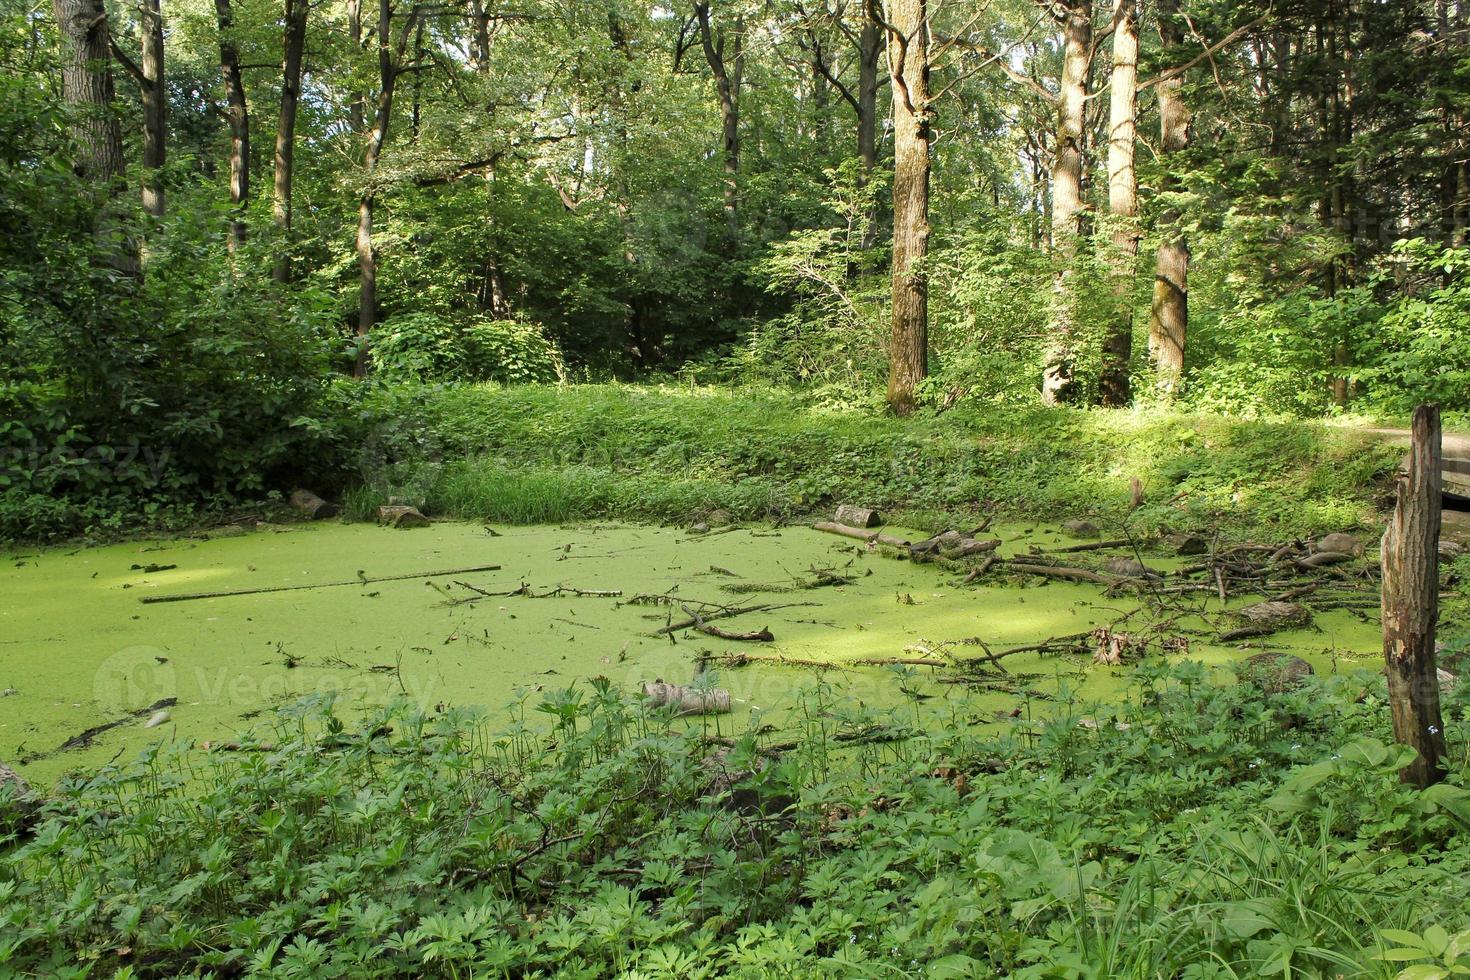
left=1381, top=404, right=1448, bottom=788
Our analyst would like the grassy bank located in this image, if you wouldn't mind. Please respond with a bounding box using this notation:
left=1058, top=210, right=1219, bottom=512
left=336, top=383, right=1399, bottom=536
left=2, top=666, right=1468, bottom=976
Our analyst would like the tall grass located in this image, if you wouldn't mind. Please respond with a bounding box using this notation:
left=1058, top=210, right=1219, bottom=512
left=334, top=382, right=1399, bottom=533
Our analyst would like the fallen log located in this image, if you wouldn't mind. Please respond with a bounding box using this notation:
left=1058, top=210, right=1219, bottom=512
left=700, top=623, right=775, bottom=642
left=643, top=681, right=731, bottom=715
left=140, top=563, right=502, bottom=604
left=1297, top=551, right=1353, bottom=569
left=941, top=538, right=1002, bottom=559
left=1044, top=538, right=1134, bottom=554
left=834, top=505, right=882, bottom=527
left=813, top=520, right=912, bottom=548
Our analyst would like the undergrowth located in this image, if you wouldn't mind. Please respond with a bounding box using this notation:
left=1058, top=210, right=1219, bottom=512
left=330, top=383, right=1398, bottom=537
left=3, top=663, right=1468, bottom=977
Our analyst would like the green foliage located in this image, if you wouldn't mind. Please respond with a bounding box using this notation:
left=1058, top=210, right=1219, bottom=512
left=365, top=314, right=564, bottom=385
left=2, top=665, right=1466, bottom=976
left=1358, top=241, right=1470, bottom=412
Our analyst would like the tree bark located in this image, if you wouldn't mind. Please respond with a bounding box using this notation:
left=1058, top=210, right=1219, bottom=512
left=695, top=3, right=742, bottom=243
left=1148, top=0, right=1189, bottom=396
left=216, top=0, right=249, bottom=249
left=140, top=0, right=166, bottom=220
left=1099, top=0, right=1138, bottom=407
left=857, top=10, right=881, bottom=251
left=272, top=0, right=307, bottom=282
left=353, top=0, right=419, bottom=377
left=882, top=0, right=930, bottom=416
left=469, top=0, right=490, bottom=71
left=1381, top=404, right=1447, bottom=789
left=348, top=0, right=365, bottom=134
left=52, top=0, right=136, bottom=273
left=1040, top=0, right=1092, bottom=406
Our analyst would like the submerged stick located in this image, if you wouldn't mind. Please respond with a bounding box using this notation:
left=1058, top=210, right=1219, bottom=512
left=139, top=563, right=503, bottom=604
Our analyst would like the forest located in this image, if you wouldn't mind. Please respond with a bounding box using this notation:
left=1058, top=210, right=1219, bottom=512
left=2, top=0, right=1470, bottom=975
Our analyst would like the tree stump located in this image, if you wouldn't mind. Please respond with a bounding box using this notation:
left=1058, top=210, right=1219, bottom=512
left=1240, top=652, right=1314, bottom=694
left=290, top=489, right=338, bottom=520
left=1382, top=404, right=1447, bottom=788
left=1219, top=601, right=1312, bottom=641
left=642, top=680, right=731, bottom=715
left=0, top=760, right=38, bottom=833
left=377, top=504, right=430, bottom=529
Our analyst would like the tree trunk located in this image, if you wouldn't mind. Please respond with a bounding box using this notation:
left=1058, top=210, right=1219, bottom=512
left=140, top=0, right=165, bottom=220
left=1040, top=0, right=1091, bottom=406
left=272, top=0, right=307, bottom=282
left=348, top=0, right=365, bottom=135
left=883, top=0, right=930, bottom=416
left=857, top=10, right=881, bottom=251
left=469, top=0, right=490, bottom=71
left=353, top=0, right=417, bottom=377
left=1148, top=0, right=1189, bottom=396
left=1381, top=404, right=1447, bottom=789
left=52, top=0, right=136, bottom=273
left=216, top=0, right=249, bottom=249
left=1099, top=0, right=1138, bottom=407
left=695, top=3, right=742, bottom=243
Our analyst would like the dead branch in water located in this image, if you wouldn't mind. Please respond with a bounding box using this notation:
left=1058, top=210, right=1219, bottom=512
left=140, top=563, right=503, bottom=603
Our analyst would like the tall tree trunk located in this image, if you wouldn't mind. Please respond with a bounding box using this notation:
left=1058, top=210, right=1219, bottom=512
left=348, top=0, right=365, bottom=134
left=272, top=0, right=306, bottom=282
left=882, top=0, right=930, bottom=416
left=140, top=0, right=165, bottom=220
left=353, top=0, right=418, bottom=377
left=1320, top=11, right=1356, bottom=408
left=857, top=10, right=881, bottom=250
left=1040, top=0, right=1091, bottom=406
left=52, top=0, right=135, bottom=273
left=469, top=0, right=490, bottom=70
left=1381, top=404, right=1447, bottom=789
left=695, top=3, right=741, bottom=243
left=215, top=0, right=249, bottom=249
left=1099, top=0, right=1138, bottom=407
left=1148, top=0, right=1189, bottom=396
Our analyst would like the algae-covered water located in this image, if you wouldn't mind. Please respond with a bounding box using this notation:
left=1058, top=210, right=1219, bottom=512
left=1, top=521, right=1385, bottom=786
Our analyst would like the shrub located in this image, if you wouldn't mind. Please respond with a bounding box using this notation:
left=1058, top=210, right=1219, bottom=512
left=1, top=666, right=1466, bottom=976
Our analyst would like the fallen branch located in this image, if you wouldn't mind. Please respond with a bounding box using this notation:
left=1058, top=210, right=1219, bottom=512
left=1042, top=538, right=1134, bottom=554
left=656, top=601, right=814, bottom=636
left=812, top=520, right=912, bottom=548
left=1004, top=562, right=1122, bottom=586
left=140, top=564, right=503, bottom=604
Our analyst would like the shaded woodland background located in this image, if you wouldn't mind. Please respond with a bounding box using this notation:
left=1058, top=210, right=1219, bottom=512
left=2, top=0, right=1468, bottom=532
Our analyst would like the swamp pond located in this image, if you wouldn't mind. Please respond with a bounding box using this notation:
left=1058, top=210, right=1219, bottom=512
left=1, top=520, right=1386, bottom=784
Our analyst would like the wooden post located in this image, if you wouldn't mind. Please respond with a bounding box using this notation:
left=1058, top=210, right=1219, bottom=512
left=1381, top=404, right=1447, bottom=788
